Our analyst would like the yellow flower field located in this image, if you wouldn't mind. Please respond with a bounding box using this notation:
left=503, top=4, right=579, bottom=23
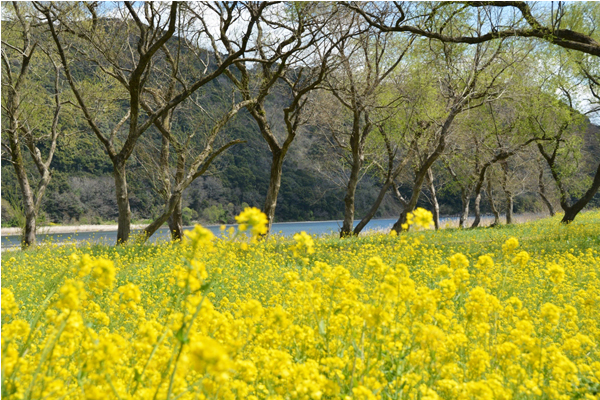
left=2, top=208, right=600, bottom=400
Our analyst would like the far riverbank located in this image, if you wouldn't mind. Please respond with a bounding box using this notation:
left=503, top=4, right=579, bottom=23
left=1, top=212, right=549, bottom=237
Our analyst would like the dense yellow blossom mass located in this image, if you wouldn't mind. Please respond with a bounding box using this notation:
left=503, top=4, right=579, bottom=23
left=2, top=209, right=600, bottom=399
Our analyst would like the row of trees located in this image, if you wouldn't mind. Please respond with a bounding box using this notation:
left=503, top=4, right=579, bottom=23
left=2, top=1, right=599, bottom=248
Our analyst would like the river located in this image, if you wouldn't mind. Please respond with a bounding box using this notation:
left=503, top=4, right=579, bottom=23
left=1, top=218, right=398, bottom=249
left=1, top=213, right=544, bottom=249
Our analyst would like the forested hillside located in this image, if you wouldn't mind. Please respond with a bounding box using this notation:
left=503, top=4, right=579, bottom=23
left=2, top=2, right=599, bottom=248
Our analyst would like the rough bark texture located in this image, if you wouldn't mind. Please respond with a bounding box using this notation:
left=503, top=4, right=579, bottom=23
left=538, top=165, right=555, bottom=216
left=506, top=193, right=514, bottom=225
left=486, top=178, right=501, bottom=226
left=168, top=197, right=183, bottom=241
left=459, top=191, right=470, bottom=229
left=353, top=180, right=392, bottom=235
left=264, top=150, right=286, bottom=235
left=425, top=168, right=440, bottom=230
left=341, top=124, right=363, bottom=237
left=471, top=192, right=482, bottom=228
left=561, top=162, right=600, bottom=223
left=114, top=164, right=131, bottom=244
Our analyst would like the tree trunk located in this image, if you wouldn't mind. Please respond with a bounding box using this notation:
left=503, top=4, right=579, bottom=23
left=142, top=191, right=182, bottom=241
left=168, top=197, right=183, bottom=240
left=458, top=189, right=470, bottom=228
left=391, top=103, right=461, bottom=234
left=264, top=150, right=285, bottom=235
left=486, top=178, right=500, bottom=226
left=9, top=128, right=37, bottom=249
left=426, top=168, right=440, bottom=230
left=470, top=167, right=490, bottom=229
left=500, top=161, right=513, bottom=225
left=471, top=192, right=482, bottom=228
left=538, top=164, right=555, bottom=216
left=539, top=191, right=555, bottom=217
left=114, top=163, right=131, bottom=244
left=353, top=180, right=393, bottom=235
left=505, top=193, right=514, bottom=225
left=391, top=169, right=428, bottom=233
left=341, top=154, right=362, bottom=237
left=560, top=162, right=600, bottom=223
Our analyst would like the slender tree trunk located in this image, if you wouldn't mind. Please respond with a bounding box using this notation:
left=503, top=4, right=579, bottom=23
left=20, top=178, right=37, bottom=249
left=9, top=130, right=37, bottom=248
left=353, top=180, right=392, bottom=235
left=561, top=162, right=600, bottom=223
left=486, top=178, right=501, bottom=226
left=538, top=164, right=555, bottom=216
left=341, top=155, right=362, bottom=237
left=391, top=169, right=428, bottom=232
left=459, top=190, right=470, bottom=229
left=264, top=150, right=285, bottom=234
left=505, top=193, right=514, bottom=224
left=471, top=192, right=482, bottom=228
left=539, top=191, right=555, bottom=217
left=114, top=163, right=131, bottom=244
left=471, top=168, right=488, bottom=228
left=426, top=168, right=440, bottom=230
left=168, top=197, right=183, bottom=240
left=142, top=191, right=182, bottom=240
left=500, top=161, right=513, bottom=225
left=169, top=151, right=185, bottom=241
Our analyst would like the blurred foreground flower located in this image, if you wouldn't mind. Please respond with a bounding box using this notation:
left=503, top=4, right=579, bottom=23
left=236, top=207, right=268, bottom=236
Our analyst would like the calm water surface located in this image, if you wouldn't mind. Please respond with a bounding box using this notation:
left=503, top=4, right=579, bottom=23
left=2, top=214, right=539, bottom=249
left=1, top=218, right=401, bottom=249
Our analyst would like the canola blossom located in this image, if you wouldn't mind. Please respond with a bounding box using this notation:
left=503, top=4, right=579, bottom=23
left=2, top=209, right=600, bottom=400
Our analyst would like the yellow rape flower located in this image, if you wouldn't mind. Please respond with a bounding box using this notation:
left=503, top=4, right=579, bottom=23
left=502, top=237, right=519, bottom=253
left=188, top=335, right=232, bottom=376
left=512, top=251, right=530, bottom=267
left=55, top=279, right=87, bottom=311
left=89, top=257, right=116, bottom=291
left=546, top=262, right=565, bottom=284
left=235, top=207, right=268, bottom=236
left=185, top=224, right=215, bottom=251
left=411, top=207, right=434, bottom=229
left=1, top=288, right=19, bottom=317
left=291, top=231, right=315, bottom=261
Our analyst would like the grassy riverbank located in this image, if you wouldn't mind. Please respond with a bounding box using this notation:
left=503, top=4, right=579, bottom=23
left=2, top=210, right=600, bottom=399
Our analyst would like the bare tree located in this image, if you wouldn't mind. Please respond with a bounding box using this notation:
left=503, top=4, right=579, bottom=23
left=347, top=2, right=600, bottom=57
left=319, top=15, right=414, bottom=237
left=390, top=36, right=513, bottom=233
left=37, top=1, right=263, bottom=243
left=1, top=3, right=69, bottom=248
left=532, top=108, right=599, bottom=223
left=352, top=119, right=415, bottom=235
left=537, top=156, right=556, bottom=216
left=135, top=3, right=263, bottom=241
left=201, top=2, right=340, bottom=234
